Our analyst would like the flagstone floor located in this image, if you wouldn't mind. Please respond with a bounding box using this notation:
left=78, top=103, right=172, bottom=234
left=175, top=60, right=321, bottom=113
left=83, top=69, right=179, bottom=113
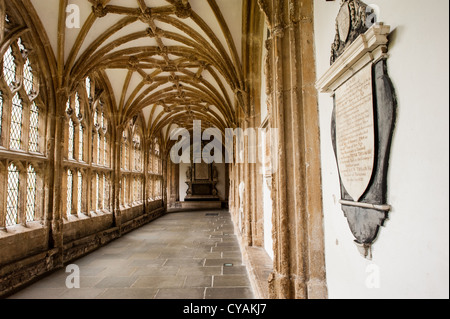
left=9, top=210, right=255, bottom=299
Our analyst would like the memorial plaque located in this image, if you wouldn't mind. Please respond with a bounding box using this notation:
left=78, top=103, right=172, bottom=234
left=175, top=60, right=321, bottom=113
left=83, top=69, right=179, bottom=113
left=317, top=1, right=396, bottom=253
left=335, top=64, right=375, bottom=202
left=195, top=162, right=210, bottom=180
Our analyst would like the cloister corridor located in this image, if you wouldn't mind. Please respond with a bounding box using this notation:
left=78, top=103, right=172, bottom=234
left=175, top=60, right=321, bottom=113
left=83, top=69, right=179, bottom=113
left=9, top=210, right=259, bottom=299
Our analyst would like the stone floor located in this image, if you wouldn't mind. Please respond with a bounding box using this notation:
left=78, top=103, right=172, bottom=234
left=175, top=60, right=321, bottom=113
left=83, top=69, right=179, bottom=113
left=9, top=210, right=255, bottom=299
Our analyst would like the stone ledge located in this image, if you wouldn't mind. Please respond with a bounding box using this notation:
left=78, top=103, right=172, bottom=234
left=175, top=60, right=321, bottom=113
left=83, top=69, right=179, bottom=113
left=179, top=201, right=222, bottom=210
left=242, top=246, right=273, bottom=299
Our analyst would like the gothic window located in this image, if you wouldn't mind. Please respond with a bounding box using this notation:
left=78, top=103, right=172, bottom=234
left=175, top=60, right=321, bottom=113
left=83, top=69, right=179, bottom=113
left=1, top=21, right=45, bottom=230
left=67, top=169, right=73, bottom=217
left=29, top=102, right=39, bottom=152
left=26, top=165, right=37, bottom=222
left=10, top=94, right=23, bottom=150
left=6, top=163, right=20, bottom=226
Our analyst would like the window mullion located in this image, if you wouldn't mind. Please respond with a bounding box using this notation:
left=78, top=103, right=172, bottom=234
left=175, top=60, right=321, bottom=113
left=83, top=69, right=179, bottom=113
left=21, top=101, right=30, bottom=151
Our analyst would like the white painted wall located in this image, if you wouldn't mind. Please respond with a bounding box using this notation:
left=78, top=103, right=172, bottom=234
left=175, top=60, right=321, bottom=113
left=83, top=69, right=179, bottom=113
left=314, top=0, right=449, bottom=299
left=179, top=163, right=227, bottom=202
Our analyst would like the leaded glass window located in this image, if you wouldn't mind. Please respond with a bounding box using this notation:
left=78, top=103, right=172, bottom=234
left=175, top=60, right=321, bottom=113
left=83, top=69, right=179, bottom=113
left=0, top=91, right=3, bottom=138
left=10, top=94, right=23, bottom=150
left=123, top=176, right=127, bottom=205
left=3, top=46, right=16, bottom=87
left=104, top=136, right=108, bottom=167
left=29, top=102, right=39, bottom=152
left=79, top=125, right=84, bottom=161
left=134, top=177, right=138, bottom=202
left=124, top=142, right=129, bottom=170
left=77, top=171, right=82, bottom=214
left=102, top=174, right=107, bottom=210
left=67, top=169, right=73, bottom=217
left=96, top=173, right=100, bottom=211
left=26, top=165, right=37, bottom=222
left=68, top=118, right=75, bottom=159
left=97, top=132, right=101, bottom=164
left=6, top=163, right=20, bottom=226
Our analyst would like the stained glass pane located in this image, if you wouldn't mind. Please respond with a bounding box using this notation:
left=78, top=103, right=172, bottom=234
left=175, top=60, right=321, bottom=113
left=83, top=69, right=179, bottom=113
left=26, top=165, right=37, bottom=222
left=29, top=102, right=39, bottom=152
left=6, top=163, right=20, bottom=226
left=10, top=94, right=23, bottom=150
left=68, top=118, right=74, bottom=159
left=77, top=171, right=82, bottom=214
left=67, top=170, right=73, bottom=217
left=3, top=46, right=16, bottom=87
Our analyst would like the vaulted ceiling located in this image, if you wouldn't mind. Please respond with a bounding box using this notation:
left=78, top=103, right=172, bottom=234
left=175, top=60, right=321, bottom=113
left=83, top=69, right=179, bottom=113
left=30, top=0, right=244, bottom=139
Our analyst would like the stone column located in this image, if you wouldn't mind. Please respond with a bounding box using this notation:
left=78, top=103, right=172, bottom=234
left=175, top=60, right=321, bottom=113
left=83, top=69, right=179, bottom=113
left=261, top=0, right=327, bottom=299
left=50, top=88, right=68, bottom=266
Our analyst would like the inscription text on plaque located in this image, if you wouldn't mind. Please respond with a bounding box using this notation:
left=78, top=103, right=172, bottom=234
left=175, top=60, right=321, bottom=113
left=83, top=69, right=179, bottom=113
left=335, top=64, right=375, bottom=202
